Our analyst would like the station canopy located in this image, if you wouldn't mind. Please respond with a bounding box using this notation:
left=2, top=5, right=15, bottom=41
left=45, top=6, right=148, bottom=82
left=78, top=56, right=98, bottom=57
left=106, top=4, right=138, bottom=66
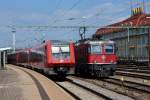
left=0, top=47, right=12, bottom=51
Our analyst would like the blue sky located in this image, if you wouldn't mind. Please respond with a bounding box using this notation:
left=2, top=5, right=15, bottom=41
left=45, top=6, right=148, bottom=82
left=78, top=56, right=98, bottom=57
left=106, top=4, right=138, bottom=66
left=0, top=0, right=149, bottom=48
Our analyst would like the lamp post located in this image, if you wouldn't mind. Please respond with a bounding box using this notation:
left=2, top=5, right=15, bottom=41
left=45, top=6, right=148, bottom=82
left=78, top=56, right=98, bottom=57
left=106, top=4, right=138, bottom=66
left=12, top=28, right=16, bottom=52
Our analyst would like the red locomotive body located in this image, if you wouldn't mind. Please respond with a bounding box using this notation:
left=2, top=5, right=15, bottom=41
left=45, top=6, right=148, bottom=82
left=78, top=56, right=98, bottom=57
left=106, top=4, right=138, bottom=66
left=75, top=39, right=117, bottom=77
left=8, top=40, right=75, bottom=76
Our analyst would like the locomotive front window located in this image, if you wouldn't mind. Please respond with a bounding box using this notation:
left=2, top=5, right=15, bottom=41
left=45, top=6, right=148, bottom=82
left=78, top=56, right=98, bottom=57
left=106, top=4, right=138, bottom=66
left=91, top=45, right=101, bottom=54
left=52, top=46, right=70, bottom=53
left=105, top=44, right=114, bottom=54
left=52, top=46, right=70, bottom=59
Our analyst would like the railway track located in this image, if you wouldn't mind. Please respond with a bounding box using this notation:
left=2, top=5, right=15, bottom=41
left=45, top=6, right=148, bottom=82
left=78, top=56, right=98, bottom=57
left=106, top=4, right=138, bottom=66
left=116, top=70, right=150, bottom=80
left=116, top=68, right=150, bottom=74
left=69, top=76, right=150, bottom=100
left=117, top=67, right=150, bottom=71
left=117, top=65, right=150, bottom=70
left=104, top=77, right=150, bottom=93
left=56, top=80, right=105, bottom=100
left=57, top=76, right=134, bottom=100
left=110, top=75, right=150, bottom=87
left=116, top=65, right=150, bottom=80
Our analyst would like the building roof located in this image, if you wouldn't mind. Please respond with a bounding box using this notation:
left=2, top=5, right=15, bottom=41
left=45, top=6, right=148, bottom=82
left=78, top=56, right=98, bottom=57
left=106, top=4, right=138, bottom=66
left=94, top=13, right=150, bottom=37
left=0, top=47, right=12, bottom=51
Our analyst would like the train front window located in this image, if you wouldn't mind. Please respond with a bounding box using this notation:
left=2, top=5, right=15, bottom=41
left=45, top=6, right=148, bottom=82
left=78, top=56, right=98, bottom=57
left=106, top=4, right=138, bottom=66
left=52, top=46, right=70, bottom=59
left=90, top=45, right=101, bottom=54
left=105, top=44, right=114, bottom=54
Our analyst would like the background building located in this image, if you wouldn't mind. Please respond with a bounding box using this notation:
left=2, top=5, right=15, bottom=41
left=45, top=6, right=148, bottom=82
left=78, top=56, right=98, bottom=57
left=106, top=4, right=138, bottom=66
left=93, top=7, right=150, bottom=63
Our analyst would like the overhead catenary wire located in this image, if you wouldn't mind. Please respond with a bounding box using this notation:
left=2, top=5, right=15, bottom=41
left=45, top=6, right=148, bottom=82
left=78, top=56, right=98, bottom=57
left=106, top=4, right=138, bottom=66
left=49, top=0, right=83, bottom=25
left=74, top=1, right=131, bottom=27
left=7, top=25, right=150, bottom=31
left=49, top=0, right=64, bottom=21
left=53, top=0, right=64, bottom=11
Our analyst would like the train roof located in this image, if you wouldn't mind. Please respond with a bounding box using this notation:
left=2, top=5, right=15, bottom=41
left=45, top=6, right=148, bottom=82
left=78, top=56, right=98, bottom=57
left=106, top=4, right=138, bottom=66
left=8, top=48, right=29, bottom=55
left=77, top=38, right=114, bottom=44
left=84, top=40, right=114, bottom=44
left=49, top=40, right=70, bottom=45
left=76, top=38, right=115, bottom=46
left=87, top=40, right=115, bottom=44
left=8, top=40, right=71, bottom=54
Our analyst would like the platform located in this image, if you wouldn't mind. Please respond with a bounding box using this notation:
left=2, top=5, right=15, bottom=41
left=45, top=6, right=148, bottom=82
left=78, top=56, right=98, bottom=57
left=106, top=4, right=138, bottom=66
left=0, top=65, right=74, bottom=100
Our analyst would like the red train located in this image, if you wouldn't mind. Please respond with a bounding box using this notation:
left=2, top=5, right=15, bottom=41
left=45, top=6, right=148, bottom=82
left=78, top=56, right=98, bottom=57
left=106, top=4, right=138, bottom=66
left=75, top=39, right=117, bottom=77
left=8, top=40, right=75, bottom=76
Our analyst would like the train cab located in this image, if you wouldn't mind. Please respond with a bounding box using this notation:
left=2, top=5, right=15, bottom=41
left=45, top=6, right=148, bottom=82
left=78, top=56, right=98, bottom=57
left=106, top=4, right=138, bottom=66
left=75, top=39, right=117, bottom=77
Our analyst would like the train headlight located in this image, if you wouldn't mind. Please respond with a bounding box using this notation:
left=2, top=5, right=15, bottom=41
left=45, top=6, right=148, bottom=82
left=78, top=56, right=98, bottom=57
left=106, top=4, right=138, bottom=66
left=110, top=60, right=113, bottom=64
left=94, top=60, right=97, bottom=63
left=60, top=67, right=63, bottom=70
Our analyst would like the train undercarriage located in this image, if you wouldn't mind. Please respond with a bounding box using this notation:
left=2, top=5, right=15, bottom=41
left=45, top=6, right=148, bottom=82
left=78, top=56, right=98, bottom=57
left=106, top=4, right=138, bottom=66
left=76, top=64, right=116, bottom=77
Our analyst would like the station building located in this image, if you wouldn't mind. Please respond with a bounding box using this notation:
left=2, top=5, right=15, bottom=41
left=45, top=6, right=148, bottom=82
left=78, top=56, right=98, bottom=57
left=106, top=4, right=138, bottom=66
left=93, top=8, right=150, bottom=63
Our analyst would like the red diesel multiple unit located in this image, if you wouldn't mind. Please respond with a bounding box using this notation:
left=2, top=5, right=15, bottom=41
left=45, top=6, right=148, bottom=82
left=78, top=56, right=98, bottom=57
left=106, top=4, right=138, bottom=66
left=75, top=39, right=117, bottom=77
left=8, top=40, right=75, bottom=76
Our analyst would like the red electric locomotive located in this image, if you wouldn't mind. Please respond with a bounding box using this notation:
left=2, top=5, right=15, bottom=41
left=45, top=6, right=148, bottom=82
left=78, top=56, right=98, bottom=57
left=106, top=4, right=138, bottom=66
left=75, top=39, right=117, bottom=77
left=8, top=40, right=75, bottom=76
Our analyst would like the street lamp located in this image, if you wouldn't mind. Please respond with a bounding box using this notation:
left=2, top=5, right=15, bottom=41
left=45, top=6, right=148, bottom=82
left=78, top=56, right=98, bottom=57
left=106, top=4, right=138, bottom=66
left=12, top=28, right=16, bottom=52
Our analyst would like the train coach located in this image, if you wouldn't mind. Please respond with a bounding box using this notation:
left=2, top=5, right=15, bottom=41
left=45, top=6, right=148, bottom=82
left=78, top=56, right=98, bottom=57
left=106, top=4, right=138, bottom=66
left=75, top=39, right=117, bottom=77
left=8, top=40, right=75, bottom=76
